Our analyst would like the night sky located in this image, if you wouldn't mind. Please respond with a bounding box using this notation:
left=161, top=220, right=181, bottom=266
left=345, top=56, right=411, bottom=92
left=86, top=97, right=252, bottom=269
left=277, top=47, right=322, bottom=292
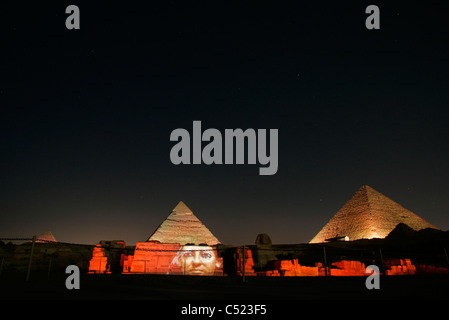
left=1, top=1, right=448, bottom=245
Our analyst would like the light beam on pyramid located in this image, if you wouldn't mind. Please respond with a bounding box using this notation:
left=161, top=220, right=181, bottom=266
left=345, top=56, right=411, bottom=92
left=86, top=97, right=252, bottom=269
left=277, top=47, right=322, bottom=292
left=310, top=185, right=439, bottom=243
left=147, top=201, right=221, bottom=246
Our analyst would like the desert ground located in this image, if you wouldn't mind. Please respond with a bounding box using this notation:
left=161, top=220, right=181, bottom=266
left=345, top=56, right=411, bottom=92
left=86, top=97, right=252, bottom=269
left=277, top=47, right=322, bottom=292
left=1, top=272, right=448, bottom=300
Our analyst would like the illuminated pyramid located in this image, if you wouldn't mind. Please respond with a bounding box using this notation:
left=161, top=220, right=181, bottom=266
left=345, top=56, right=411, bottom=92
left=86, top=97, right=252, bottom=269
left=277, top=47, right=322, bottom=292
left=310, top=185, right=439, bottom=243
left=147, top=201, right=221, bottom=246
left=36, top=230, right=57, bottom=243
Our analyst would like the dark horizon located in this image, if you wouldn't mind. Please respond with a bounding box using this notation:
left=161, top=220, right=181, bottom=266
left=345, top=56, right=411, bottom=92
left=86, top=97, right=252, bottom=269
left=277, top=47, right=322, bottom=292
left=1, top=1, right=448, bottom=246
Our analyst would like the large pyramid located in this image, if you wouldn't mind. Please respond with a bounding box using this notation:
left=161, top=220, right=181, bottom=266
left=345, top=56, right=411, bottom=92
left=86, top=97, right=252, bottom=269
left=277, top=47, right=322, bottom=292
left=147, top=201, right=221, bottom=246
left=310, top=185, right=439, bottom=243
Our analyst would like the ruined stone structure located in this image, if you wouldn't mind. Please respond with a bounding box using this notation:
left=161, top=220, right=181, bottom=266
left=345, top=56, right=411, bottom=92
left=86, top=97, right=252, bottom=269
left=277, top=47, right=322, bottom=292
left=263, top=258, right=448, bottom=277
left=236, top=247, right=256, bottom=276
left=271, top=259, right=321, bottom=276
left=310, top=185, right=439, bottom=243
left=88, top=240, right=126, bottom=274
left=123, top=241, right=181, bottom=274
left=88, top=244, right=110, bottom=274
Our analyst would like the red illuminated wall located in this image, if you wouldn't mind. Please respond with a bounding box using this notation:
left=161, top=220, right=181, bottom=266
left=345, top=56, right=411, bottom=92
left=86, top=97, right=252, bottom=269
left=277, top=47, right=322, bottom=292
left=263, top=258, right=449, bottom=276
left=88, top=240, right=126, bottom=274
left=236, top=247, right=256, bottom=276
left=123, top=241, right=223, bottom=276
left=384, top=259, right=416, bottom=275
left=330, top=260, right=367, bottom=276
left=266, top=259, right=367, bottom=277
left=88, top=244, right=110, bottom=274
left=271, top=259, right=322, bottom=277
left=124, top=242, right=180, bottom=274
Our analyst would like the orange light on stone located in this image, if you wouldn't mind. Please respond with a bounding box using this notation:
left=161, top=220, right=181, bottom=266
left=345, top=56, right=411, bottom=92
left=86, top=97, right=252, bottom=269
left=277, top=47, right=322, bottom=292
left=124, top=241, right=181, bottom=274
left=236, top=247, right=256, bottom=276
left=88, top=244, right=110, bottom=274
left=265, top=258, right=449, bottom=276
left=384, top=259, right=418, bottom=275
left=268, top=259, right=367, bottom=277
left=272, top=259, right=320, bottom=276
left=123, top=241, right=223, bottom=276
left=330, top=260, right=367, bottom=276
left=310, top=185, right=439, bottom=243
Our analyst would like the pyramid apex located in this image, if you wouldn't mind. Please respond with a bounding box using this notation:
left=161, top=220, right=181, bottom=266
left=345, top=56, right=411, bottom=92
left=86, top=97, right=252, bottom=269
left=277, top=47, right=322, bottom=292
left=358, top=185, right=380, bottom=195
left=147, top=201, right=221, bottom=245
left=173, top=201, right=193, bottom=215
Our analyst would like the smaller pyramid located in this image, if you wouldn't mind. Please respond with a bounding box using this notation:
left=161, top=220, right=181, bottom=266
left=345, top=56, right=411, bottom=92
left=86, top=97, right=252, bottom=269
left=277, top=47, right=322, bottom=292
left=310, top=185, right=439, bottom=243
left=147, top=201, right=221, bottom=246
left=36, top=230, right=57, bottom=243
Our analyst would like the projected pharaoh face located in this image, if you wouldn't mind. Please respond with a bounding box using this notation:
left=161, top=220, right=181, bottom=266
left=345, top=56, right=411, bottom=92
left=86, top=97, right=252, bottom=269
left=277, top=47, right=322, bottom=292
left=177, top=245, right=220, bottom=275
